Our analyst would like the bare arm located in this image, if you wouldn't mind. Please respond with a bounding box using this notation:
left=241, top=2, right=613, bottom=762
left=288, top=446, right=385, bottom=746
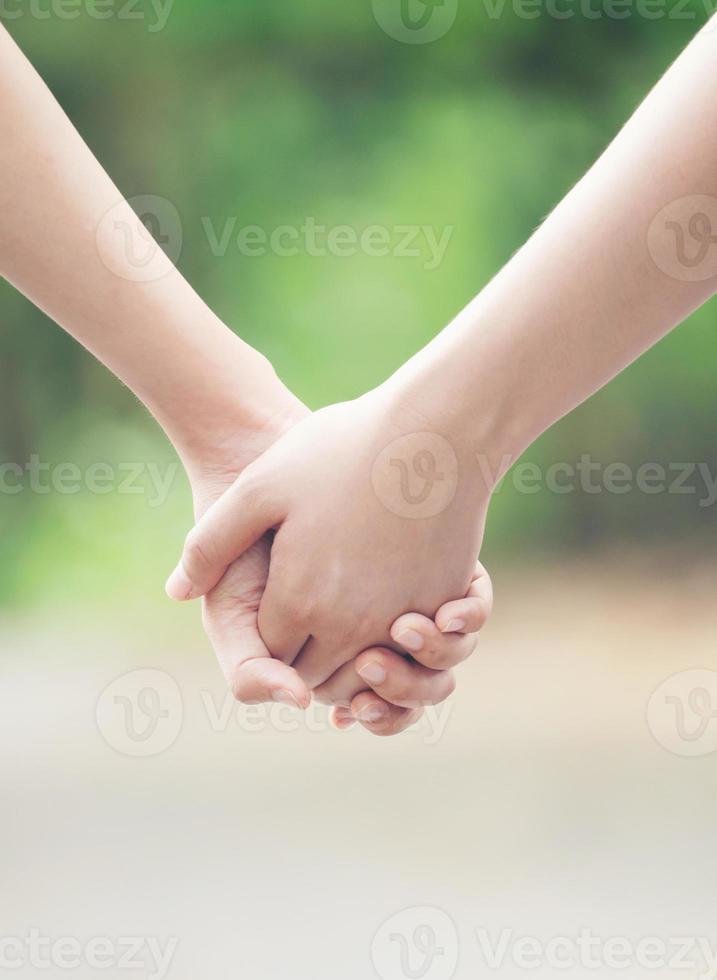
left=169, top=20, right=717, bottom=693
left=0, top=23, right=297, bottom=472
left=0, top=25, right=487, bottom=730
left=390, top=15, right=717, bottom=469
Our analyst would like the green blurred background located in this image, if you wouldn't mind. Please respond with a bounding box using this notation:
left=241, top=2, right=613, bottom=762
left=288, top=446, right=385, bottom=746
left=0, top=2, right=715, bottom=608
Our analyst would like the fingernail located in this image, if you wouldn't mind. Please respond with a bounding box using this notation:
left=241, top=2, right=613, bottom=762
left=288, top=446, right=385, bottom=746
left=357, top=661, right=387, bottom=685
left=441, top=618, right=466, bottom=633
left=333, top=710, right=356, bottom=730
left=165, top=563, right=194, bottom=601
left=357, top=703, right=386, bottom=724
left=272, top=689, right=300, bottom=708
left=396, top=629, right=424, bottom=653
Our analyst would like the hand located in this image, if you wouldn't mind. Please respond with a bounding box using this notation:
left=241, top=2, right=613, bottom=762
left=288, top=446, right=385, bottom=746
left=183, top=384, right=494, bottom=734
left=326, top=561, right=493, bottom=736
left=184, top=391, right=313, bottom=709
left=167, top=383, right=495, bottom=692
left=206, top=553, right=492, bottom=736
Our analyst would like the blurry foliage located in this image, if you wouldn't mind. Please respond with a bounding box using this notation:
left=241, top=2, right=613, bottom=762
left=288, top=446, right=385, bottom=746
left=0, top=1, right=715, bottom=604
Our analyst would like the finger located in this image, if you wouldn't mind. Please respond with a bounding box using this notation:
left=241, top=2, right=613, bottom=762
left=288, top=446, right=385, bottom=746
left=321, top=660, right=414, bottom=734
left=314, top=646, right=453, bottom=707
left=292, top=634, right=356, bottom=690
left=330, top=706, right=357, bottom=730
left=389, top=613, right=478, bottom=670
left=387, top=560, right=493, bottom=669
left=331, top=700, right=418, bottom=735
left=166, top=463, right=285, bottom=602
left=353, top=647, right=456, bottom=709
left=203, top=545, right=310, bottom=709
left=351, top=692, right=424, bottom=737
left=232, top=657, right=310, bottom=707
left=313, top=657, right=368, bottom=706
left=434, top=559, right=493, bottom=635
left=208, top=610, right=311, bottom=707
left=257, top=561, right=311, bottom=665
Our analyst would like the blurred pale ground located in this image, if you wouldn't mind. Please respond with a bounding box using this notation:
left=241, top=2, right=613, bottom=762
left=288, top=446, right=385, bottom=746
left=2, top=551, right=716, bottom=979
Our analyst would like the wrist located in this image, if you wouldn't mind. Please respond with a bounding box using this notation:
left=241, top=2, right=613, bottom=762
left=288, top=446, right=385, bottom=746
left=184, top=390, right=309, bottom=516
left=379, top=346, right=520, bottom=498
left=176, top=346, right=304, bottom=463
left=378, top=282, right=552, bottom=492
left=158, top=323, right=308, bottom=511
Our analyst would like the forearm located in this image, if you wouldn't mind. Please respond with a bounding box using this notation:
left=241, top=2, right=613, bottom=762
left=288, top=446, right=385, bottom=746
left=390, top=18, right=717, bottom=473
left=0, top=25, right=293, bottom=466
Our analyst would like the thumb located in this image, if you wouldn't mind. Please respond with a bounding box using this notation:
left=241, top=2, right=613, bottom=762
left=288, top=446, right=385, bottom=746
left=165, top=463, right=285, bottom=601
left=203, top=538, right=310, bottom=708
left=208, top=607, right=310, bottom=708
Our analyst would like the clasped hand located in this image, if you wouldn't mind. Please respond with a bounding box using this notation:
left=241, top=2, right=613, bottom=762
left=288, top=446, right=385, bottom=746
left=169, top=386, right=494, bottom=736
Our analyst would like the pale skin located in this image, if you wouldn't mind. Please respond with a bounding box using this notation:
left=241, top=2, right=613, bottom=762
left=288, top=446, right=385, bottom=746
left=171, top=16, right=717, bottom=698
left=0, top=23, right=493, bottom=735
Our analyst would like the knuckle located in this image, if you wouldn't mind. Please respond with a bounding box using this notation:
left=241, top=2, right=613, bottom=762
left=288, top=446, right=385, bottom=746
left=389, top=675, right=420, bottom=707
left=420, top=643, right=454, bottom=670
left=230, top=676, right=253, bottom=704
left=313, top=673, right=355, bottom=708
left=377, top=710, right=415, bottom=737
left=183, top=529, right=215, bottom=575
left=426, top=635, right=476, bottom=669
left=364, top=715, right=397, bottom=736
left=312, top=686, right=342, bottom=707
left=230, top=660, right=266, bottom=705
left=414, top=637, right=460, bottom=670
